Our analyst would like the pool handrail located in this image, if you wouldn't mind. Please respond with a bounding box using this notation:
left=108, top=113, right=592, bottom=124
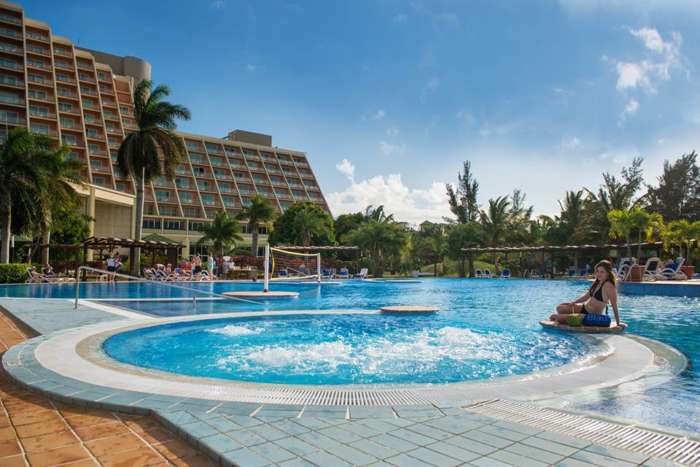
left=73, top=266, right=262, bottom=310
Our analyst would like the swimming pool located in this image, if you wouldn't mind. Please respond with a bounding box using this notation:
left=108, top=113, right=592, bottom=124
left=1, top=278, right=698, bottom=434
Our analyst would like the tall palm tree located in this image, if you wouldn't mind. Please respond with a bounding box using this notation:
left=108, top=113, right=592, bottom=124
left=238, top=195, right=275, bottom=256
left=480, top=196, right=511, bottom=247
left=0, top=128, right=61, bottom=263
left=349, top=220, right=408, bottom=277
left=197, top=211, right=243, bottom=257
left=117, top=80, right=190, bottom=275
left=607, top=209, right=635, bottom=256
left=363, top=205, right=394, bottom=223
left=36, top=138, right=84, bottom=265
left=292, top=204, right=330, bottom=246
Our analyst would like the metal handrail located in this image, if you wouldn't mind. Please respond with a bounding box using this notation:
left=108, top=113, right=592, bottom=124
left=73, top=266, right=262, bottom=309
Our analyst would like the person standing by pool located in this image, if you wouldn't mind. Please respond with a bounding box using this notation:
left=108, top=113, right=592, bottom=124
left=550, top=260, right=626, bottom=329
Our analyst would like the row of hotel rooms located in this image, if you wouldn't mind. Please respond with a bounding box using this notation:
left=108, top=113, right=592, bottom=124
left=0, top=1, right=329, bottom=236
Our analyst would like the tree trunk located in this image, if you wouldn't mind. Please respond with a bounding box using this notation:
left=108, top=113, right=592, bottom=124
left=251, top=227, right=259, bottom=256
left=468, top=255, right=475, bottom=277
left=0, top=205, right=10, bottom=264
left=131, top=170, right=145, bottom=276
left=636, top=231, right=642, bottom=259
left=457, top=257, right=465, bottom=278
left=41, top=228, right=50, bottom=266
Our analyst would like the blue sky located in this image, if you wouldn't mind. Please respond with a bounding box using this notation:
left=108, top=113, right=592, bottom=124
left=24, top=0, right=700, bottom=223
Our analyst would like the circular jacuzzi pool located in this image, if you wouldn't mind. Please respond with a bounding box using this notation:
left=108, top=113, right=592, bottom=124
left=103, top=312, right=602, bottom=385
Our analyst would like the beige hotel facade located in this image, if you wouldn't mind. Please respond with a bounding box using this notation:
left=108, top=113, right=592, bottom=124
left=0, top=0, right=329, bottom=256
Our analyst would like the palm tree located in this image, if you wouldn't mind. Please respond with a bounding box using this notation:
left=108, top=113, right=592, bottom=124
left=480, top=196, right=511, bottom=247
left=197, top=211, right=243, bottom=257
left=628, top=208, right=664, bottom=259
left=363, top=205, right=394, bottom=223
left=117, top=80, right=190, bottom=275
left=349, top=220, right=408, bottom=277
left=238, top=195, right=275, bottom=256
left=0, top=128, right=70, bottom=263
left=607, top=209, right=635, bottom=256
left=662, top=219, right=700, bottom=264
left=292, top=204, right=330, bottom=246
left=36, top=139, right=84, bottom=265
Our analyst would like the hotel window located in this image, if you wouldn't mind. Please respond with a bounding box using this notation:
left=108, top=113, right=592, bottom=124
left=219, top=183, right=231, bottom=193
left=31, top=123, right=49, bottom=135
left=79, top=72, right=92, bottom=81
left=179, top=192, right=193, bottom=203
left=55, top=59, right=72, bottom=69
left=175, top=166, right=187, bottom=175
left=192, top=166, right=205, bottom=176
left=29, top=105, right=49, bottom=117
left=89, top=143, right=102, bottom=154
left=143, top=219, right=161, bottom=229
left=156, top=190, right=170, bottom=202
left=160, top=206, right=177, bottom=216
left=0, top=58, right=19, bottom=69
left=222, top=196, right=235, bottom=207
left=116, top=182, right=127, bottom=192
left=197, top=181, right=211, bottom=191
left=28, top=74, right=45, bottom=84
left=201, top=194, right=215, bottom=206
left=86, top=128, right=100, bottom=138
left=188, top=221, right=207, bottom=231
left=164, top=220, right=184, bottom=231
left=27, top=89, right=47, bottom=100
left=175, top=178, right=190, bottom=189
left=188, top=153, right=204, bottom=163
left=185, top=140, right=200, bottom=150
left=62, top=134, right=77, bottom=145
left=58, top=102, right=72, bottom=112
left=56, top=73, right=72, bottom=83
left=67, top=151, right=79, bottom=160
left=92, top=176, right=106, bottom=187
left=83, top=98, right=96, bottom=108
left=0, top=110, right=19, bottom=123
left=214, top=169, right=228, bottom=179
left=90, top=160, right=103, bottom=170
left=183, top=207, right=200, bottom=217
left=97, top=71, right=107, bottom=81
left=119, top=105, right=130, bottom=115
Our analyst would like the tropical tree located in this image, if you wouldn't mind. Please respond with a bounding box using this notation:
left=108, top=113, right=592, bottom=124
left=607, top=209, right=635, bottom=256
left=269, top=202, right=334, bottom=247
left=628, top=208, right=664, bottom=259
left=348, top=220, right=408, bottom=277
left=662, top=220, right=700, bottom=264
left=36, top=141, right=83, bottom=265
left=480, top=196, right=511, bottom=247
left=117, top=79, right=190, bottom=274
left=446, top=222, right=484, bottom=277
left=411, top=222, right=446, bottom=276
left=646, top=152, right=700, bottom=222
left=363, top=205, right=394, bottom=223
left=446, top=160, right=479, bottom=223
left=0, top=128, right=82, bottom=263
left=197, top=211, right=243, bottom=257
left=334, top=212, right=364, bottom=243
left=505, top=189, right=534, bottom=244
left=238, top=195, right=275, bottom=255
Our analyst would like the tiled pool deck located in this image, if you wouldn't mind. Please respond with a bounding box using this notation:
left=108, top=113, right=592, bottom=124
left=1, top=298, right=698, bottom=467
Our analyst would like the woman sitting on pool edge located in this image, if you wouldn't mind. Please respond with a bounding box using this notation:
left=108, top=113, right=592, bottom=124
left=550, top=260, right=626, bottom=329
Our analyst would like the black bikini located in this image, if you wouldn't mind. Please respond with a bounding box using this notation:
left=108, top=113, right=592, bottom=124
left=581, top=283, right=605, bottom=314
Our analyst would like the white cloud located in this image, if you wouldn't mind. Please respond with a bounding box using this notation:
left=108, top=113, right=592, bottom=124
left=211, top=0, right=225, bottom=9
left=373, top=109, right=386, bottom=120
left=561, top=137, right=581, bottom=150
left=559, top=0, right=700, bottom=13
left=326, top=173, right=451, bottom=225
left=335, top=159, right=355, bottom=181
left=614, top=28, right=683, bottom=94
left=385, top=127, right=399, bottom=137
left=619, top=98, right=640, bottom=123
left=244, top=64, right=257, bottom=72
left=379, top=141, right=407, bottom=156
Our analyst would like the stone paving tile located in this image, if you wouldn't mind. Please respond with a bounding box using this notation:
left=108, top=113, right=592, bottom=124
left=385, top=452, right=435, bottom=467
left=254, top=422, right=293, bottom=442
left=198, top=432, right=242, bottom=454
left=424, top=415, right=484, bottom=435
left=570, top=448, right=638, bottom=467
left=304, top=449, right=353, bottom=467
left=213, top=402, right=260, bottom=417
left=424, top=440, right=482, bottom=463
left=372, top=432, right=420, bottom=452
left=271, top=418, right=311, bottom=437
left=203, top=415, right=240, bottom=433
left=177, top=420, right=218, bottom=439
left=491, top=420, right=542, bottom=436
left=295, top=430, right=343, bottom=451
left=317, top=424, right=365, bottom=443
left=349, top=406, right=395, bottom=419
left=273, top=436, right=318, bottom=457
left=226, top=413, right=265, bottom=428
left=405, top=446, right=462, bottom=466
left=301, top=405, right=348, bottom=420
left=583, top=443, right=650, bottom=464
left=325, top=443, right=379, bottom=465
left=224, top=427, right=267, bottom=447
left=468, top=455, right=518, bottom=467
left=444, top=434, right=500, bottom=455
left=504, top=441, right=567, bottom=464
left=491, top=447, right=550, bottom=467
left=222, top=445, right=276, bottom=467
left=403, top=421, right=451, bottom=440
left=249, top=441, right=297, bottom=464
left=478, top=423, right=531, bottom=442
left=349, top=438, right=401, bottom=459
left=642, top=457, right=685, bottom=467
left=520, top=434, right=581, bottom=457
left=534, top=430, right=592, bottom=450
left=278, top=457, right=317, bottom=467
left=290, top=416, right=334, bottom=431
left=389, top=427, right=436, bottom=446
left=556, top=458, right=599, bottom=467
left=461, top=428, right=515, bottom=449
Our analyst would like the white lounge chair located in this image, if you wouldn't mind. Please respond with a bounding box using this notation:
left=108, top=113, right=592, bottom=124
left=499, top=268, right=511, bottom=279
left=474, top=269, right=483, bottom=278
left=356, top=268, right=368, bottom=280
left=616, top=257, right=637, bottom=281
left=640, top=257, right=661, bottom=281
left=336, top=268, right=350, bottom=279
left=483, top=270, right=492, bottom=278
left=655, top=257, right=687, bottom=280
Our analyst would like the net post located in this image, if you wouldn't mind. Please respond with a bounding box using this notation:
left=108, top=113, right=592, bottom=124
left=317, top=253, right=321, bottom=283
left=264, top=244, right=270, bottom=292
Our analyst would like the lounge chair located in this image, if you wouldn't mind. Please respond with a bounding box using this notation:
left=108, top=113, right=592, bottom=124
left=640, top=257, right=661, bottom=281
left=474, top=269, right=483, bottom=278
left=356, top=268, right=368, bottom=280
left=337, top=268, right=350, bottom=279
left=483, top=270, right=492, bottom=278
left=615, top=257, right=637, bottom=281
left=499, top=268, right=511, bottom=279
left=321, top=268, right=334, bottom=280
left=655, top=257, right=687, bottom=280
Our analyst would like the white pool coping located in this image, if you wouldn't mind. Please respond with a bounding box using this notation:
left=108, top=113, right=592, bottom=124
left=33, top=309, right=686, bottom=406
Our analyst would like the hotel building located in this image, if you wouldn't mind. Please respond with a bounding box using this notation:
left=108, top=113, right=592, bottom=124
left=0, top=1, right=329, bottom=255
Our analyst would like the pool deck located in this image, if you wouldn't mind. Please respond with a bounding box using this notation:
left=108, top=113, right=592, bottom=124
left=1, top=298, right=699, bottom=467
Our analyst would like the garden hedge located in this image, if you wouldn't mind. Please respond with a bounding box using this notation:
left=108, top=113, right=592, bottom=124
left=0, top=263, right=32, bottom=284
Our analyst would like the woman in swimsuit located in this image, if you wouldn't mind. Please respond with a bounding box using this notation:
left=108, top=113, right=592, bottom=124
left=550, top=260, right=626, bottom=329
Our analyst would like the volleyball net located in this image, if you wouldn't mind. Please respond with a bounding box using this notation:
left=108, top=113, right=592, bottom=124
left=264, top=246, right=321, bottom=290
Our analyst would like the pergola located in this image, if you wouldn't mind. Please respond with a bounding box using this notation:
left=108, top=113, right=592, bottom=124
left=81, top=236, right=183, bottom=269
left=461, top=241, right=664, bottom=276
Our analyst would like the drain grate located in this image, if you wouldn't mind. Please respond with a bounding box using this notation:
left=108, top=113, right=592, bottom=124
left=211, top=387, right=434, bottom=406
left=463, top=400, right=700, bottom=466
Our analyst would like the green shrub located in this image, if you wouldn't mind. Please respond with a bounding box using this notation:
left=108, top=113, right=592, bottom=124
left=0, top=263, right=32, bottom=284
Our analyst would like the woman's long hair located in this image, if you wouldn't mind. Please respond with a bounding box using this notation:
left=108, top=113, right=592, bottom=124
left=588, top=260, right=616, bottom=295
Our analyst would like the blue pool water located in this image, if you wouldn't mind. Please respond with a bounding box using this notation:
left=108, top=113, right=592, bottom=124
left=1, top=279, right=698, bottom=433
